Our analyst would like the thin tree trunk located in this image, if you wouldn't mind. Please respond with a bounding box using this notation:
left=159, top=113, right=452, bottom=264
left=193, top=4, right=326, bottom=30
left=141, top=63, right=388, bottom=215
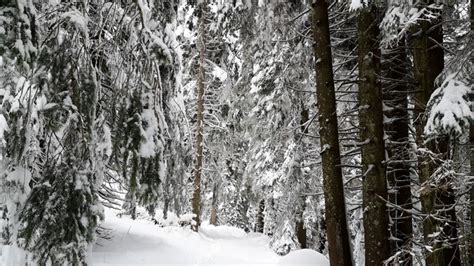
left=357, top=5, right=391, bottom=265
left=311, top=1, right=352, bottom=265
left=256, top=199, right=265, bottom=233
left=163, top=171, right=170, bottom=220
left=210, top=183, right=218, bottom=225
left=383, top=37, right=413, bottom=264
left=295, top=102, right=308, bottom=249
left=470, top=1, right=474, bottom=263
left=295, top=202, right=307, bottom=249
left=470, top=122, right=474, bottom=265
left=191, top=1, right=206, bottom=232
left=411, top=1, right=460, bottom=264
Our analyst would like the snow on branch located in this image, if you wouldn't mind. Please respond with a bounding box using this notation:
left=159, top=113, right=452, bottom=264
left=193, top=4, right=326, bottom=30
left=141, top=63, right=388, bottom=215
left=135, top=0, right=173, bottom=64
left=380, top=3, right=442, bottom=47
left=61, top=9, right=89, bottom=42
left=349, top=0, right=363, bottom=11
left=424, top=74, right=473, bottom=138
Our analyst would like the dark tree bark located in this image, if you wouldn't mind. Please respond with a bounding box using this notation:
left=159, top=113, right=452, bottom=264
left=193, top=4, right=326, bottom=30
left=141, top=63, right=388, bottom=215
left=191, top=1, right=206, bottom=232
left=295, top=209, right=307, bottom=249
left=256, top=199, right=265, bottom=233
left=311, top=1, right=352, bottom=265
left=357, top=4, right=391, bottom=265
left=471, top=118, right=474, bottom=265
left=383, top=37, right=413, bottom=264
left=411, top=1, right=460, bottom=264
left=295, top=101, right=309, bottom=249
left=469, top=1, right=474, bottom=264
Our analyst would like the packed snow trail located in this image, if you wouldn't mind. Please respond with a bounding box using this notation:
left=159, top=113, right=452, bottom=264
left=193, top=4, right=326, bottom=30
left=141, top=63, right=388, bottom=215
left=91, top=208, right=278, bottom=265
left=90, top=209, right=329, bottom=265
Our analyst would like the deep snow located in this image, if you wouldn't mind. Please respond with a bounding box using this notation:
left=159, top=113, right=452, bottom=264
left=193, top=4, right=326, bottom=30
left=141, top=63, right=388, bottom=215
left=0, top=208, right=329, bottom=265
left=90, top=208, right=329, bottom=266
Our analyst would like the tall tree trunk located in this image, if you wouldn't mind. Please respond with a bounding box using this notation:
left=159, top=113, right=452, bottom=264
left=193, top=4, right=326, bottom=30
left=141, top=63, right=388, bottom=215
left=470, top=119, right=474, bottom=265
left=383, top=37, right=413, bottom=264
left=357, top=5, right=391, bottom=265
left=411, top=1, right=460, bottom=264
left=191, top=1, right=206, bottom=232
left=311, top=1, right=352, bottom=265
left=469, top=1, right=474, bottom=264
left=295, top=102, right=309, bottom=249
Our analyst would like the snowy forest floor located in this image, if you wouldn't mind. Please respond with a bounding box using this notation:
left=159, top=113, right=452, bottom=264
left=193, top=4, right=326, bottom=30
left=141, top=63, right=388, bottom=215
left=0, top=207, right=329, bottom=265
left=90, top=208, right=329, bottom=266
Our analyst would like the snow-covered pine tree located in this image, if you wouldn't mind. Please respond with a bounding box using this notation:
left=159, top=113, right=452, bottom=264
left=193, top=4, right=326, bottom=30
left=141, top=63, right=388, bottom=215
left=0, top=0, right=39, bottom=255
left=411, top=1, right=461, bottom=264
left=180, top=0, right=241, bottom=230
left=12, top=3, right=105, bottom=263
left=423, top=1, right=473, bottom=263
left=100, top=0, right=182, bottom=219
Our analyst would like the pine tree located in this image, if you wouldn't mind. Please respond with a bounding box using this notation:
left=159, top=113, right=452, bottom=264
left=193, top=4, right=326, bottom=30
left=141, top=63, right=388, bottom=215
left=0, top=0, right=38, bottom=246
left=470, top=2, right=474, bottom=264
left=411, top=1, right=460, bottom=264
left=191, top=0, right=207, bottom=232
left=356, top=3, right=391, bottom=264
left=311, top=1, right=352, bottom=264
left=383, top=37, right=413, bottom=264
left=17, top=22, right=104, bottom=263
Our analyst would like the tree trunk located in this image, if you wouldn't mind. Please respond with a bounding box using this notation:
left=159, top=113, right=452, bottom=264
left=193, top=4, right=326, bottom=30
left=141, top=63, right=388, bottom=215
left=470, top=120, right=474, bottom=265
left=163, top=171, right=170, bottom=220
left=295, top=101, right=308, bottom=249
left=470, top=1, right=474, bottom=263
left=311, top=1, right=352, bottom=265
left=411, top=1, right=460, bottom=264
left=383, top=37, right=413, bottom=264
left=357, top=5, right=391, bottom=265
left=295, top=202, right=307, bottom=249
left=191, top=1, right=206, bottom=232
left=210, top=182, right=218, bottom=225
left=256, top=199, right=265, bottom=233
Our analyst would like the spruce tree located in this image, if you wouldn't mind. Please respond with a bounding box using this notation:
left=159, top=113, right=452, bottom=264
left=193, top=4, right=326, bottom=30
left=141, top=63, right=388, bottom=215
left=311, top=0, right=352, bottom=264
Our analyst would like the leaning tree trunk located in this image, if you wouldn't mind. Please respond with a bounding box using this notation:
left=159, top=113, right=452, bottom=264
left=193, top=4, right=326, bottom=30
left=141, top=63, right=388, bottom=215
left=357, top=5, right=391, bottom=265
left=411, top=1, right=460, bottom=264
left=191, top=1, right=206, bottom=232
left=383, top=37, right=413, bottom=264
left=311, top=1, right=353, bottom=265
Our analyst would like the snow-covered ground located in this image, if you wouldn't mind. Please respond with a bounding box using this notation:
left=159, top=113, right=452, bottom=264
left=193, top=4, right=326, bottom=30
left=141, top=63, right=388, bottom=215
left=90, top=208, right=329, bottom=266
left=0, top=208, right=328, bottom=265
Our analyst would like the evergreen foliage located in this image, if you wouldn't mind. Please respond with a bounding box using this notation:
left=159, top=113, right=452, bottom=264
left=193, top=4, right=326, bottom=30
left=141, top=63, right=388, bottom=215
left=0, top=0, right=472, bottom=264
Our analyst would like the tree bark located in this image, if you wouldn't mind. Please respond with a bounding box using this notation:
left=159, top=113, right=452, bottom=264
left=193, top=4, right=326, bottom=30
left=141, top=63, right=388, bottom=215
left=295, top=101, right=308, bottom=249
left=256, top=199, right=265, bottom=233
left=470, top=119, right=474, bottom=265
left=311, top=1, right=353, bottom=265
left=411, top=1, right=460, bottom=264
left=470, top=1, right=474, bottom=263
left=191, top=1, right=206, bottom=232
left=295, top=205, right=307, bottom=249
left=357, top=5, right=391, bottom=265
left=210, top=183, right=218, bottom=225
left=383, top=37, right=413, bottom=264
